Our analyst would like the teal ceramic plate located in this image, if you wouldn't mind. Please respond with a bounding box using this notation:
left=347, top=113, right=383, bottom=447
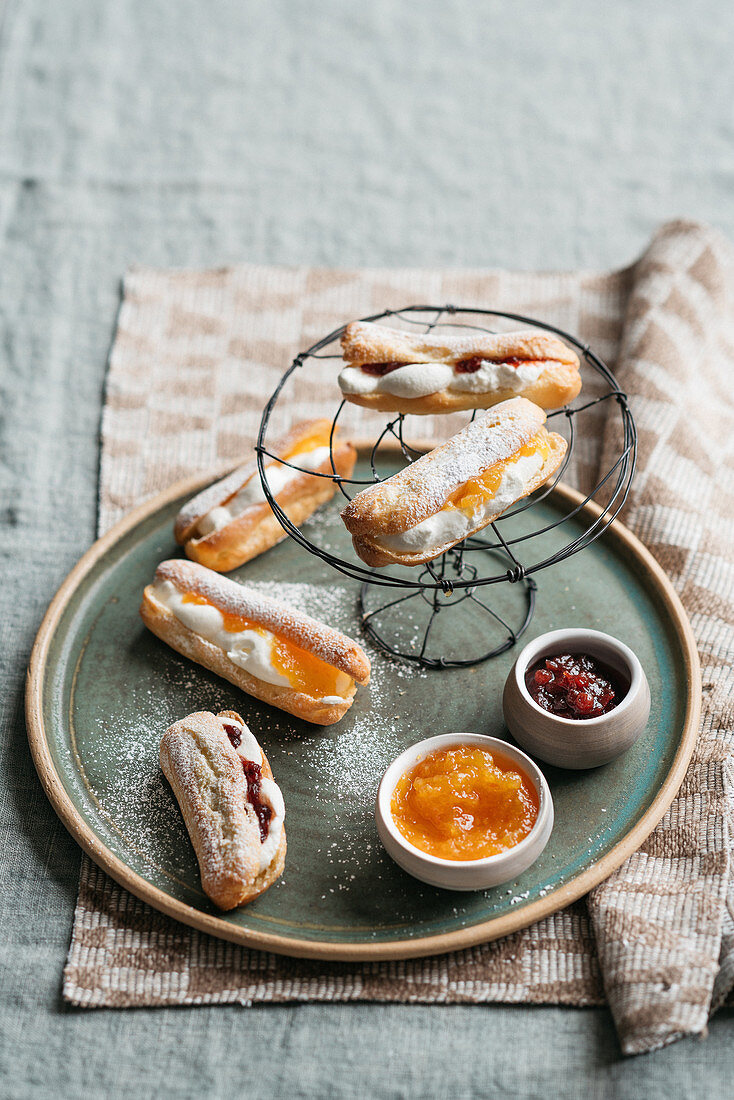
left=26, top=456, right=700, bottom=960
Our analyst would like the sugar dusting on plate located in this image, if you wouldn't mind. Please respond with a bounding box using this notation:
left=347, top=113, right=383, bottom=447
left=75, top=581, right=429, bottom=897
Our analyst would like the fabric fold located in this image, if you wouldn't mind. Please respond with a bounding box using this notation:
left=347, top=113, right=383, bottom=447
left=589, top=220, right=734, bottom=1052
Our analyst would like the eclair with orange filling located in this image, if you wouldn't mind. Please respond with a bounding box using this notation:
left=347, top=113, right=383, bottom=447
left=160, top=709, right=286, bottom=910
left=340, top=397, right=566, bottom=567
left=338, top=321, right=581, bottom=414
left=174, top=419, right=356, bottom=572
left=141, top=560, right=371, bottom=725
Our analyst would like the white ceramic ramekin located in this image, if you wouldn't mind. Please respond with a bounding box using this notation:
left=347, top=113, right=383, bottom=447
left=502, top=628, right=651, bottom=770
left=375, top=732, right=554, bottom=891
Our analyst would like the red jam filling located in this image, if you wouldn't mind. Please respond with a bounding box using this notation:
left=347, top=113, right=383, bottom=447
left=360, top=361, right=405, bottom=376
left=241, top=759, right=273, bottom=843
left=222, top=722, right=273, bottom=841
left=222, top=720, right=242, bottom=747
left=361, top=356, right=528, bottom=376
left=455, top=356, right=524, bottom=373
left=525, top=653, right=628, bottom=720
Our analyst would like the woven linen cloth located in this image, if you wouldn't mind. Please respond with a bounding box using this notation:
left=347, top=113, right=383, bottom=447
left=63, top=220, right=734, bottom=1056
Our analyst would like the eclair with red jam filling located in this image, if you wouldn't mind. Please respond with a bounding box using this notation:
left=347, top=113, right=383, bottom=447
left=160, top=709, right=286, bottom=909
left=338, top=321, right=581, bottom=414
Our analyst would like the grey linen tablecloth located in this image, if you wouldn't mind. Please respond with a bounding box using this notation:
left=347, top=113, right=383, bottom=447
left=62, top=221, right=734, bottom=1055
left=5, top=1, right=734, bottom=1093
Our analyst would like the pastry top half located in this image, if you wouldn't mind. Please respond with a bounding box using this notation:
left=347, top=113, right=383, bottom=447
left=146, top=559, right=371, bottom=690
left=341, top=321, right=579, bottom=366
left=174, top=418, right=349, bottom=546
left=338, top=321, right=581, bottom=409
left=341, top=397, right=567, bottom=566
left=160, top=708, right=286, bottom=909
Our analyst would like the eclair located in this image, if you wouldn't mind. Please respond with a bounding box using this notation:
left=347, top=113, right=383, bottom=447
left=340, top=397, right=567, bottom=567
left=174, top=419, right=357, bottom=572
left=338, top=321, right=581, bottom=414
left=160, top=709, right=286, bottom=909
left=140, top=560, right=371, bottom=725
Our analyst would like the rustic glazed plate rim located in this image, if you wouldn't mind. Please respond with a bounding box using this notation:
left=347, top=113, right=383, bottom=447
left=25, top=463, right=701, bottom=961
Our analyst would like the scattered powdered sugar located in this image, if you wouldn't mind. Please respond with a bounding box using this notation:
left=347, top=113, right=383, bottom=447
left=245, top=581, right=427, bottom=797
left=341, top=397, right=547, bottom=532
left=77, top=664, right=236, bottom=883
left=247, top=580, right=354, bottom=632
left=74, top=580, right=432, bottom=906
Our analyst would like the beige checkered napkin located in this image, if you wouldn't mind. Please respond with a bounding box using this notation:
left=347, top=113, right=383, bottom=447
left=64, top=221, right=734, bottom=1056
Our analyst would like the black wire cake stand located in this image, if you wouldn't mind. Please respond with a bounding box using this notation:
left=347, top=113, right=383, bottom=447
left=255, top=306, right=636, bottom=670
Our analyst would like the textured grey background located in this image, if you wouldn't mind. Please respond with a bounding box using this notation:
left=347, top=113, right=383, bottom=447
left=2, top=0, right=733, bottom=1096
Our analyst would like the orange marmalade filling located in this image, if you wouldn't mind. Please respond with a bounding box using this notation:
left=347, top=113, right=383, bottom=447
left=181, top=592, right=351, bottom=698
left=282, top=425, right=331, bottom=461
left=390, top=745, right=539, bottom=861
left=446, top=431, right=549, bottom=516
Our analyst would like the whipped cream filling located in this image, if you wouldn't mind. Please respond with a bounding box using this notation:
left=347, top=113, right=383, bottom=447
left=338, top=360, right=548, bottom=400
left=197, top=446, right=332, bottom=536
left=151, top=580, right=351, bottom=702
left=220, top=716, right=285, bottom=872
left=152, top=579, right=290, bottom=686
left=376, top=450, right=546, bottom=555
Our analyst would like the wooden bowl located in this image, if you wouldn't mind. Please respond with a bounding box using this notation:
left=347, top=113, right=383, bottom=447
left=502, top=629, right=651, bottom=770
left=375, top=733, right=554, bottom=890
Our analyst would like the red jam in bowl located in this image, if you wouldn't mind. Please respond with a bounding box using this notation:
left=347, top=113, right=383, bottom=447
left=525, top=652, right=629, bottom=720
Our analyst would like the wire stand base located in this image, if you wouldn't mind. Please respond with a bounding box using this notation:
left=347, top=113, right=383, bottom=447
left=359, top=547, right=537, bottom=669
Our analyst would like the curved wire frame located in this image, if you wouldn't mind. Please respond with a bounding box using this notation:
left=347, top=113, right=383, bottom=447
left=256, top=305, right=637, bottom=667
left=359, top=551, right=538, bottom=669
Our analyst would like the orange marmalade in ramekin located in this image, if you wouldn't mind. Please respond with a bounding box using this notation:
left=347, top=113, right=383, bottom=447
left=390, top=744, right=539, bottom=861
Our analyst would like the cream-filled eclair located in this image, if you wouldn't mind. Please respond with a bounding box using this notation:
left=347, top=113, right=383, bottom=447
left=338, top=321, right=581, bottom=414
left=160, top=709, right=286, bottom=910
left=341, top=397, right=567, bottom=567
left=174, top=419, right=356, bottom=572
left=141, top=560, right=371, bottom=725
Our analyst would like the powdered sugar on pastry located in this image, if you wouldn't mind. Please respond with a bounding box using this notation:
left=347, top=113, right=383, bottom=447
left=174, top=419, right=354, bottom=549
left=159, top=709, right=287, bottom=908
left=341, top=398, right=547, bottom=536
left=338, top=322, right=581, bottom=413
left=216, top=713, right=285, bottom=872
left=175, top=458, right=259, bottom=545
left=197, top=447, right=332, bottom=535
left=377, top=449, right=545, bottom=554
left=341, top=321, right=578, bottom=365
left=152, top=579, right=292, bottom=688
left=342, top=397, right=567, bottom=567
left=153, top=559, right=371, bottom=685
